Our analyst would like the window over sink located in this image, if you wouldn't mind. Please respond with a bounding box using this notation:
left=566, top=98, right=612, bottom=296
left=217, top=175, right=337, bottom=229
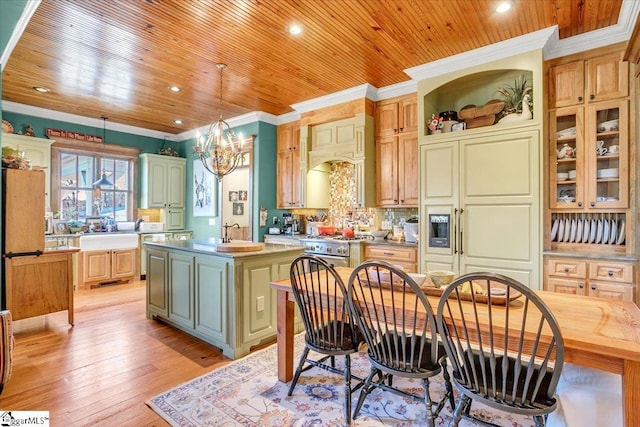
left=51, top=139, right=139, bottom=222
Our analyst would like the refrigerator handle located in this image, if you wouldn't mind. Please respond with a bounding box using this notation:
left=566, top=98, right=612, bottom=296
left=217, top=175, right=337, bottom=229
left=5, top=250, right=43, bottom=259
left=453, top=208, right=458, bottom=254
left=459, top=208, right=464, bottom=255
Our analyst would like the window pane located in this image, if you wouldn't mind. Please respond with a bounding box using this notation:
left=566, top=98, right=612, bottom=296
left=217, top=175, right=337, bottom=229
left=115, top=191, right=128, bottom=221
left=114, top=159, right=129, bottom=190
left=78, top=156, right=95, bottom=188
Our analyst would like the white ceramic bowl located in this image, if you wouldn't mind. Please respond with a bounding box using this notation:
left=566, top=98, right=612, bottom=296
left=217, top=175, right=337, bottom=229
left=558, top=196, right=576, bottom=203
left=568, top=170, right=577, bottom=179
left=598, top=119, right=619, bottom=132
left=370, top=230, right=389, bottom=240
left=428, top=270, right=456, bottom=288
left=556, top=172, right=569, bottom=181
left=597, top=168, right=619, bottom=178
left=407, top=273, right=427, bottom=286
left=556, top=127, right=576, bottom=138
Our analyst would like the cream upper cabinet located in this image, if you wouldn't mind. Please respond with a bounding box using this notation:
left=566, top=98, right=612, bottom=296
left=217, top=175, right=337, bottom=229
left=3, top=133, right=55, bottom=209
left=140, top=153, right=186, bottom=209
left=548, top=52, right=629, bottom=108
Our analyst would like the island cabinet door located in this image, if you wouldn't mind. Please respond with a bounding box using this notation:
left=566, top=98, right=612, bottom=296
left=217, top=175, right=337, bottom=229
left=194, top=256, right=229, bottom=344
left=147, top=248, right=168, bottom=318
left=168, top=252, right=195, bottom=329
left=240, top=258, right=280, bottom=344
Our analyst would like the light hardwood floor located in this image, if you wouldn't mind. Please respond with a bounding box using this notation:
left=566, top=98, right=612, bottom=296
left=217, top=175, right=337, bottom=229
left=1, top=279, right=264, bottom=426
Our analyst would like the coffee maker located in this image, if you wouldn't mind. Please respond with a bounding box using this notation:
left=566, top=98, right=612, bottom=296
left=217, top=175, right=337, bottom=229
left=282, top=213, right=300, bottom=235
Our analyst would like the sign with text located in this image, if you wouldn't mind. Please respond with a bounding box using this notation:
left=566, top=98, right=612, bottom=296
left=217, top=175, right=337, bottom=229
left=46, top=128, right=103, bottom=143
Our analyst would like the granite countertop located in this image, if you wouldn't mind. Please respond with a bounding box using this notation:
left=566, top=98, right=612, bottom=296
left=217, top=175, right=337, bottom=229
left=145, top=238, right=306, bottom=258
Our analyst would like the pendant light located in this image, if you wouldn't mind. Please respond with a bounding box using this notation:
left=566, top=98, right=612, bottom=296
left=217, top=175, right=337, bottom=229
left=93, top=116, right=113, bottom=187
left=193, top=63, right=243, bottom=181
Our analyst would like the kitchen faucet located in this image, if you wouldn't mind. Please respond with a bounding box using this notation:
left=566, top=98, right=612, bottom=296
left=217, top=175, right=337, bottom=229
left=222, top=223, right=240, bottom=243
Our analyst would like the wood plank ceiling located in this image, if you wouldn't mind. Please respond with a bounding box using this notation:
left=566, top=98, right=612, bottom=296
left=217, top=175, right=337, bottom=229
left=1, top=0, right=623, bottom=135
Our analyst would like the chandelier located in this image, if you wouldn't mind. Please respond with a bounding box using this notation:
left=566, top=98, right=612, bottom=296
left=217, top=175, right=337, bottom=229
left=194, top=63, right=242, bottom=181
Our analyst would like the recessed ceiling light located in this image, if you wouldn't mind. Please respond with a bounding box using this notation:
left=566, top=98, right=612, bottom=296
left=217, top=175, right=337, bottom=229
left=173, top=119, right=183, bottom=125
left=286, top=23, right=303, bottom=36
left=496, top=1, right=512, bottom=13
left=168, top=85, right=181, bottom=92
left=33, top=86, right=50, bottom=93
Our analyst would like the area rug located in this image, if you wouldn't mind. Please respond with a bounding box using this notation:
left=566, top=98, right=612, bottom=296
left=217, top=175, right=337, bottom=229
left=148, top=334, right=535, bottom=426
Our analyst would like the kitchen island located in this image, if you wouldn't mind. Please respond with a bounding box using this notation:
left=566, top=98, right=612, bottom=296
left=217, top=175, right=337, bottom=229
left=144, top=238, right=305, bottom=359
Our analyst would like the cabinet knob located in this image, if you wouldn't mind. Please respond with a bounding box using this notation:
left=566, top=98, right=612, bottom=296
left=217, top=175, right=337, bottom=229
left=590, top=94, right=595, bottom=100
left=591, top=284, right=596, bottom=291
left=608, top=270, right=614, bottom=277
left=579, top=283, right=584, bottom=289
left=578, top=96, right=583, bottom=102
left=590, top=202, right=595, bottom=207
left=577, top=202, right=583, bottom=207
left=564, top=267, right=569, bottom=273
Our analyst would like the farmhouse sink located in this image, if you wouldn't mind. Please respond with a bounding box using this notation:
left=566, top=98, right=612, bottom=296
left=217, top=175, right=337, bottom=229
left=79, top=233, right=139, bottom=251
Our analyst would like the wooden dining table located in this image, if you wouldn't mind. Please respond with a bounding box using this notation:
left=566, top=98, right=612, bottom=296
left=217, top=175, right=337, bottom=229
left=270, top=266, right=640, bottom=426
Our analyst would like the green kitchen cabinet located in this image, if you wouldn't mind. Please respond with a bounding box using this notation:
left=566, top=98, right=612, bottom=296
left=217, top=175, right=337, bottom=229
left=146, top=248, right=168, bottom=318
left=168, top=252, right=194, bottom=329
left=195, top=255, right=229, bottom=345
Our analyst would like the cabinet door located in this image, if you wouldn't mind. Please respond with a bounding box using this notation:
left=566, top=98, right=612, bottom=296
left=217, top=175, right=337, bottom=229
left=111, top=248, right=136, bottom=279
left=587, top=281, right=633, bottom=301
left=548, top=61, right=584, bottom=108
left=276, top=124, right=301, bottom=208
left=547, top=277, right=587, bottom=296
left=589, top=260, right=633, bottom=283
left=375, top=102, right=399, bottom=137
left=586, top=100, right=628, bottom=209
left=82, top=250, right=110, bottom=283
left=399, top=97, right=418, bottom=133
left=549, top=107, right=584, bottom=209
left=164, top=208, right=185, bottom=230
left=146, top=160, right=168, bottom=208
left=375, top=135, right=398, bottom=206
left=398, top=132, right=419, bottom=206
left=168, top=252, right=194, bottom=328
left=586, top=53, right=629, bottom=102
left=194, top=256, right=228, bottom=343
left=166, top=160, right=185, bottom=207
left=147, top=248, right=168, bottom=317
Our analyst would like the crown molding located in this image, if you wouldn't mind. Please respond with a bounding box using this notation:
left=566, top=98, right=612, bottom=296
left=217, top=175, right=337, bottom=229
left=175, top=111, right=274, bottom=141
left=290, top=83, right=376, bottom=113
left=0, top=0, right=40, bottom=72
left=404, top=27, right=557, bottom=81
left=276, top=111, right=301, bottom=125
left=2, top=100, right=176, bottom=140
left=544, top=0, right=640, bottom=59
left=374, top=80, right=417, bottom=101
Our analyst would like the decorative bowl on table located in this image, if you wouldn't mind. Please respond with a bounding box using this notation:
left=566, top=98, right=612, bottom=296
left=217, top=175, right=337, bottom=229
left=428, top=270, right=456, bottom=288
left=407, top=273, right=427, bottom=286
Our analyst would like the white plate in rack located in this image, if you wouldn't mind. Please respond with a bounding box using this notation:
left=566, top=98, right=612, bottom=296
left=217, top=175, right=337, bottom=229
left=558, top=220, right=565, bottom=243
left=564, top=218, right=571, bottom=242
left=590, top=219, right=597, bottom=243
left=551, top=219, right=559, bottom=242
left=596, top=220, right=603, bottom=244
left=610, top=220, right=617, bottom=244
left=576, top=219, right=583, bottom=243
left=617, top=220, right=626, bottom=245
left=582, top=219, right=590, bottom=243
left=602, top=219, right=610, bottom=244
left=570, top=219, right=577, bottom=243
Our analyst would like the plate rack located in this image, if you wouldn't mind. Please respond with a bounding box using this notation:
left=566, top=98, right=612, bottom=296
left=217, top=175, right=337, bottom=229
left=550, top=212, right=626, bottom=247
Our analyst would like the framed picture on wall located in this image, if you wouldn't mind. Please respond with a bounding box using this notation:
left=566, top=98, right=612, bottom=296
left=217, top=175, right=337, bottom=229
left=229, top=191, right=238, bottom=202
left=193, top=160, right=217, bottom=217
left=238, top=190, right=247, bottom=201
left=232, top=202, right=244, bottom=215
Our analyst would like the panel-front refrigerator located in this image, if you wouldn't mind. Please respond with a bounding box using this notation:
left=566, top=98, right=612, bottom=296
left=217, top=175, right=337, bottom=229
left=2, top=168, right=45, bottom=307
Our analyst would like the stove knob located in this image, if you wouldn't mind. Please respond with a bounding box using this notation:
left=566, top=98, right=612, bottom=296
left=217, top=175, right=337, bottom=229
left=327, top=247, right=332, bottom=254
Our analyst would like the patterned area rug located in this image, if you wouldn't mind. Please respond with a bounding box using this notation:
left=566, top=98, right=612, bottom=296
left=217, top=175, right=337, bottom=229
left=148, top=334, right=535, bottom=426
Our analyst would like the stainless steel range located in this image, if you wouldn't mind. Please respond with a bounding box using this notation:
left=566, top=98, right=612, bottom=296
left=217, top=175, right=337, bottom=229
left=299, top=237, right=351, bottom=267
left=299, top=235, right=373, bottom=267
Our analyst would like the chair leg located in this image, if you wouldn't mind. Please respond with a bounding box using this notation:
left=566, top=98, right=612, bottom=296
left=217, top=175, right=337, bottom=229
left=287, top=347, right=310, bottom=396
left=344, top=354, right=352, bottom=426
left=533, top=415, right=546, bottom=427
left=449, top=394, right=470, bottom=427
left=421, top=378, right=436, bottom=427
left=352, top=368, right=377, bottom=420
left=440, top=359, right=456, bottom=410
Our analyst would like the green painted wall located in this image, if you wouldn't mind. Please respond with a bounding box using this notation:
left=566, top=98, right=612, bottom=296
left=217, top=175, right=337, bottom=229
left=182, top=121, right=278, bottom=242
left=0, top=0, right=27, bottom=53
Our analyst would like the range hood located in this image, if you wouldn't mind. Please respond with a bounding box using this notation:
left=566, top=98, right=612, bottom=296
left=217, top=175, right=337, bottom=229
left=301, top=113, right=376, bottom=207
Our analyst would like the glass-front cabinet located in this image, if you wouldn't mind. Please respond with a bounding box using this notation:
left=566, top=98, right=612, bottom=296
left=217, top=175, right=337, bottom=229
left=549, top=99, right=628, bottom=210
